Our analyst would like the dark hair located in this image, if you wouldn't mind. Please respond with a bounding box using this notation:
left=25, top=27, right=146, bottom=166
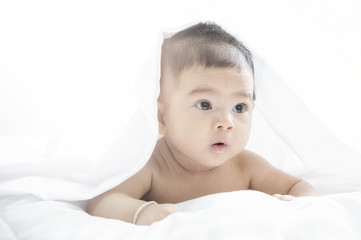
left=161, top=22, right=255, bottom=100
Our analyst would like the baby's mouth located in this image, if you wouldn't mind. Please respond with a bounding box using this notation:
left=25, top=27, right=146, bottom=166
left=211, top=142, right=227, bottom=152
left=214, top=142, right=224, bottom=146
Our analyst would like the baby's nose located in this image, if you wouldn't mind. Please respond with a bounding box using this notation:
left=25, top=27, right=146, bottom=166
left=214, top=114, right=234, bottom=131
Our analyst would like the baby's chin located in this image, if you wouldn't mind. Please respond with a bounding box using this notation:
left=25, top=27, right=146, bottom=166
left=180, top=156, right=229, bottom=174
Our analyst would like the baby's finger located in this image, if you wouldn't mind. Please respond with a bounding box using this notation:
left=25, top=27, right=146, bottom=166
left=273, top=194, right=295, bottom=201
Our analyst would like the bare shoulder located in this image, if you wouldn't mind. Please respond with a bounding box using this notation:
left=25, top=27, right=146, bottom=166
left=92, top=142, right=163, bottom=201
left=113, top=143, right=163, bottom=198
left=236, top=149, right=272, bottom=171
left=236, top=149, right=302, bottom=195
left=234, top=149, right=276, bottom=188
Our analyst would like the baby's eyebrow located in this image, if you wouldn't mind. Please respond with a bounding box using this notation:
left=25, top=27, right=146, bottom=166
left=187, top=87, right=215, bottom=96
left=234, top=91, right=253, bottom=100
left=188, top=87, right=252, bottom=100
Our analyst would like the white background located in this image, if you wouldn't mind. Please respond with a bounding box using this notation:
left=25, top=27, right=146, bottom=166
left=1, top=0, right=360, bottom=153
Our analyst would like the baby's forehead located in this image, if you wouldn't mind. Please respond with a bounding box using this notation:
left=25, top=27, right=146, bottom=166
left=176, top=64, right=253, bottom=82
left=160, top=65, right=255, bottom=101
left=170, top=65, right=254, bottom=92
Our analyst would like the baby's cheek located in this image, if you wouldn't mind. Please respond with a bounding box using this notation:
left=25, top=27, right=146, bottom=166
left=234, top=127, right=251, bottom=148
left=180, top=114, right=205, bottom=130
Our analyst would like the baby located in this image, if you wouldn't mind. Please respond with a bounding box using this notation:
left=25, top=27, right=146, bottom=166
left=88, top=22, right=317, bottom=225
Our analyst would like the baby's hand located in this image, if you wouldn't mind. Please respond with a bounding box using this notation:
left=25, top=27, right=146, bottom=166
left=272, top=194, right=295, bottom=201
left=135, top=203, right=179, bottom=225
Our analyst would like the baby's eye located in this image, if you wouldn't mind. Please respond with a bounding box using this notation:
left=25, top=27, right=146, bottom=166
left=196, top=101, right=212, bottom=110
left=233, top=104, right=246, bottom=113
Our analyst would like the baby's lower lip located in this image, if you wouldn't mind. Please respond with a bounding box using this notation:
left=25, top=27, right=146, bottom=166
left=211, top=143, right=227, bottom=152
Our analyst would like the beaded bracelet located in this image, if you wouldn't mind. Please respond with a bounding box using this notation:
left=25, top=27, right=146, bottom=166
left=133, top=201, right=158, bottom=224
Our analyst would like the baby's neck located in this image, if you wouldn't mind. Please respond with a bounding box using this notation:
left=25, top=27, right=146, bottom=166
left=155, top=137, right=226, bottom=177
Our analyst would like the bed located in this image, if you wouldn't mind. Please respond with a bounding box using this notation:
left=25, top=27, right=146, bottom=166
left=1, top=191, right=361, bottom=239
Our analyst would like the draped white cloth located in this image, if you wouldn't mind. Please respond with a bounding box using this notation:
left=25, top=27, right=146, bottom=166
left=0, top=1, right=361, bottom=239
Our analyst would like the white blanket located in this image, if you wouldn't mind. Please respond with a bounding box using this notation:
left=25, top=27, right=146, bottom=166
left=1, top=1, right=361, bottom=240
left=1, top=191, right=361, bottom=240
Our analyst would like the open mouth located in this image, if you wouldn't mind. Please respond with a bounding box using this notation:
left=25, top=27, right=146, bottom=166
left=214, top=142, right=225, bottom=146
left=211, top=142, right=227, bottom=152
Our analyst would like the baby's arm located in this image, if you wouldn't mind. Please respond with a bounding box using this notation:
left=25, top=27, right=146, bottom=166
left=287, top=178, right=318, bottom=196
left=273, top=180, right=317, bottom=201
left=87, top=165, right=179, bottom=225
left=240, top=150, right=318, bottom=199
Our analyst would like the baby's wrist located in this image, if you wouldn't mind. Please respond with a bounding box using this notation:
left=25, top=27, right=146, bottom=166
left=133, top=201, right=158, bottom=225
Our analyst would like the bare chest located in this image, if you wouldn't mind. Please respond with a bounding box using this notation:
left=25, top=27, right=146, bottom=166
left=142, top=167, right=249, bottom=204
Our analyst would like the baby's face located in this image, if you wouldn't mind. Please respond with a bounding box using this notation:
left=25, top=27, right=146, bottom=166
left=159, top=66, right=254, bottom=172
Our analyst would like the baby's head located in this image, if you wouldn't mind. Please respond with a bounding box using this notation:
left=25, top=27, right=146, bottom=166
left=158, top=22, right=255, bottom=172
left=160, top=22, right=254, bottom=100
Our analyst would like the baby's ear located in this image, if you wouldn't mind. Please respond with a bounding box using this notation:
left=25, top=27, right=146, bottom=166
left=157, top=99, right=167, bottom=135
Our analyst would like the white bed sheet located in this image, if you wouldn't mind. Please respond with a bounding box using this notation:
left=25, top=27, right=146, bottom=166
left=1, top=191, right=361, bottom=240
